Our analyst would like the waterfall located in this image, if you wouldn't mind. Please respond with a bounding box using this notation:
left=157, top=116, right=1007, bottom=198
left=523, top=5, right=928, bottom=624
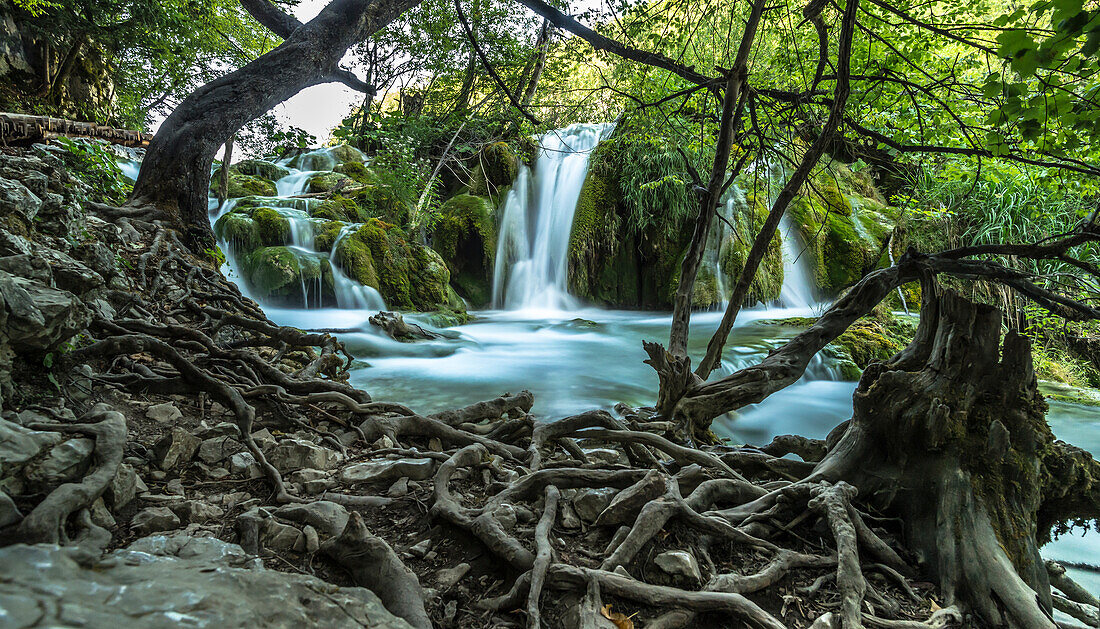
left=777, top=214, right=816, bottom=309
left=492, top=122, right=616, bottom=310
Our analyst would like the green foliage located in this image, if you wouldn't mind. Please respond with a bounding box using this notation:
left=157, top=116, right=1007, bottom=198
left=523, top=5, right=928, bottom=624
left=54, top=137, right=132, bottom=204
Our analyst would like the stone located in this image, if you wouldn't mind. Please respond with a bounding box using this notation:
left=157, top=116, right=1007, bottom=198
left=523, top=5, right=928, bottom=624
left=146, top=402, right=182, bottom=424
left=300, top=478, right=336, bottom=495
left=387, top=477, right=409, bottom=497
left=171, top=500, right=225, bottom=524
left=492, top=504, right=518, bottom=532
left=229, top=452, right=262, bottom=478
left=303, top=525, right=320, bottom=553
left=268, top=439, right=340, bottom=473
left=37, top=248, right=103, bottom=295
left=274, top=501, right=349, bottom=537
left=153, top=427, right=200, bottom=471
left=262, top=519, right=304, bottom=552
left=197, top=436, right=241, bottom=464
left=339, top=458, right=434, bottom=484
left=105, top=464, right=139, bottom=511
left=0, top=417, right=62, bottom=479
left=572, top=487, right=618, bottom=523
left=131, top=506, right=181, bottom=536
left=435, top=563, right=470, bottom=588
left=89, top=498, right=116, bottom=529
left=166, top=478, right=185, bottom=495
left=653, top=550, right=702, bottom=581
left=0, top=254, right=52, bottom=284
left=250, top=428, right=277, bottom=450
left=408, top=539, right=432, bottom=557
left=0, top=176, right=42, bottom=221
left=558, top=503, right=582, bottom=529
left=0, top=535, right=414, bottom=628
left=595, top=470, right=667, bottom=526
left=23, top=438, right=94, bottom=489
left=584, top=448, right=630, bottom=466
left=0, top=490, right=22, bottom=527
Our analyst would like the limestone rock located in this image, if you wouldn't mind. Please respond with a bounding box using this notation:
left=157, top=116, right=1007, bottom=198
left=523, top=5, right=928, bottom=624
left=107, top=464, right=140, bottom=510
left=558, top=503, right=582, bottom=529
left=653, top=550, right=702, bottom=581
left=153, top=427, right=200, bottom=471
left=131, top=506, right=182, bottom=536
left=262, top=519, right=304, bottom=552
left=0, top=535, right=414, bottom=628
left=229, top=452, right=262, bottom=478
left=23, top=438, right=94, bottom=489
left=0, top=176, right=42, bottom=221
left=171, top=500, right=225, bottom=524
left=274, top=501, right=349, bottom=538
left=146, top=402, right=183, bottom=424
left=0, top=490, right=21, bottom=527
left=268, top=439, right=340, bottom=473
left=572, top=487, right=618, bottom=523
left=198, top=436, right=241, bottom=464
left=0, top=417, right=62, bottom=480
left=595, top=470, right=666, bottom=526
left=436, top=563, right=470, bottom=589
left=338, top=458, right=434, bottom=484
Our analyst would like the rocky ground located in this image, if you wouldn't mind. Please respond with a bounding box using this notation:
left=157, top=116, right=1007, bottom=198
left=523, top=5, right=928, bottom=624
left=0, top=142, right=1097, bottom=629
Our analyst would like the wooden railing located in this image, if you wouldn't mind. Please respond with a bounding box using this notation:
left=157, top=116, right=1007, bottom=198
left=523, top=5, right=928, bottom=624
left=0, top=112, right=151, bottom=146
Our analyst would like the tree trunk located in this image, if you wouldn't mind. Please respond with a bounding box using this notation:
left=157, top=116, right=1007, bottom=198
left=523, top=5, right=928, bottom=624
left=454, top=49, right=479, bottom=113
left=744, top=289, right=1100, bottom=627
left=520, top=19, right=550, bottom=109
left=216, top=135, right=234, bottom=206
left=129, top=0, right=418, bottom=251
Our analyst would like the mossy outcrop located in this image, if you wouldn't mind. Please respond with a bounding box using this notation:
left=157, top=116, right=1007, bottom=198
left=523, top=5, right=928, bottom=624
left=766, top=308, right=917, bottom=380
left=214, top=172, right=277, bottom=198
left=429, top=194, right=496, bottom=306
left=333, top=218, right=462, bottom=312
left=468, top=142, right=519, bottom=196
left=716, top=193, right=785, bottom=305
left=216, top=159, right=289, bottom=182
left=307, top=172, right=354, bottom=194
left=241, top=246, right=334, bottom=305
left=214, top=206, right=298, bottom=249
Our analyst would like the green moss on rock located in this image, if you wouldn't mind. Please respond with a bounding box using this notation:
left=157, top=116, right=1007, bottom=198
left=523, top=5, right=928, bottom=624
left=430, top=194, right=496, bottom=306
left=307, top=172, right=354, bottom=194
left=251, top=207, right=291, bottom=246
left=313, top=221, right=346, bottom=253
left=311, top=196, right=363, bottom=222
left=469, top=142, right=519, bottom=195
left=214, top=212, right=258, bottom=251
left=334, top=161, right=375, bottom=184
left=219, top=172, right=277, bottom=198
left=242, top=246, right=333, bottom=305
left=233, top=159, right=290, bottom=182
left=350, top=185, right=410, bottom=225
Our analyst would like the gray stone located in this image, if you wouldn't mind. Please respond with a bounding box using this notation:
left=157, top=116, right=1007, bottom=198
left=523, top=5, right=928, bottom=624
left=146, top=402, right=182, bottom=424
left=23, top=438, right=94, bottom=489
left=38, top=248, right=103, bottom=295
left=492, top=504, right=518, bottom=532
left=229, top=452, right=261, bottom=478
left=105, top=464, right=139, bottom=511
left=584, top=448, right=630, bottom=466
left=0, top=253, right=52, bottom=284
left=0, top=535, right=414, bottom=628
left=262, top=520, right=304, bottom=552
left=131, top=507, right=182, bottom=536
left=274, top=500, right=349, bottom=537
left=268, top=439, right=340, bottom=473
left=407, top=539, right=432, bottom=557
left=0, top=489, right=22, bottom=527
left=435, top=562, right=470, bottom=588
left=558, top=503, right=582, bottom=529
left=251, top=428, right=276, bottom=450
left=197, top=436, right=241, bottom=464
left=166, top=478, right=185, bottom=495
left=0, top=271, right=89, bottom=352
left=653, top=550, right=702, bottom=581
left=572, top=487, right=618, bottom=523
left=387, top=477, right=409, bottom=497
left=153, top=427, right=200, bottom=471
left=339, top=458, right=434, bottom=484
left=595, top=470, right=667, bottom=526
left=302, top=525, right=320, bottom=553
left=0, top=417, right=62, bottom=479
left=171, top=500, right=225, bottom=524
left=0, top=176, right=42, bottom=220
left=89, top=498, right=116, bottom=529
left=299, top=478, right=336, bottom=495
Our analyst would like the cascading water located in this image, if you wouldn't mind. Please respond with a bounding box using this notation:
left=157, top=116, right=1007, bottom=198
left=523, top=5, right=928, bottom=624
left=492, top=122, right=616, bottom=310
left=777, top=214, right=817, bottom=309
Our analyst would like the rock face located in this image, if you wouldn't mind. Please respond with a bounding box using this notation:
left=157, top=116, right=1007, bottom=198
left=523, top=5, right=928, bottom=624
left=0, top=534, right=414, bottom=628
left=429, top=194, right=496, bottom=306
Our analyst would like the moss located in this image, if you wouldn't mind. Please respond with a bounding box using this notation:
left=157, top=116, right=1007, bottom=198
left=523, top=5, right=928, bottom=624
left=244, top=246, right=301, bottom=297
left=430, top=194, right=496, bottom=306
left=251, top=207, right=291, bottom=246
left=425, top=309, right=471, bottom=328
left=328, top=144, right=366, bottom=164
left=350, top=185, right=410, bottom=225
left=567, top=164, right=632, bottom=304
left=334, top=161, right=375, bottom=184
left=232, top=159, right=289, bottom=182
left=307, top=172, right=353, bottom=194
left=692, top=266, right=721, bottom=308
left=765, top=309, right=917, bottom=377
left=311, top=195, right=362, bottom=222
left=220, top=172, right=277, bottom=198
left=313, top=220, right=346, bottom=253
left=469, top=142, right=519, bottom=195
left=213, top=212, right=258, bottom=251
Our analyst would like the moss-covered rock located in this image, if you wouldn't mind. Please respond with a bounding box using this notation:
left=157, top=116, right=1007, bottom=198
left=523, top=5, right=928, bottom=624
left=310, top=196, right=363, bottom=222
left=349, top=185, right=409, bottom=226
left=766, top=309, right=916, bottom=380
left=333, top=161, right=375, bottom=184
left=328, top=144, right=367, bottom=165
left=430, top=194, right=496, bottom=306
left=251, top=207, right=291, bottom=246
left=469, top=142, right=519, bottom=195
left=233, top=159, right=290, bottom=182
left=332, top=218, right=461, bottom=312
left=307, top=172, right=354, bottom=194
left=716, top=193, right=785, bottom=306
left=313, top=220, right=347, bottom=253
left=217, top=172, right=277, bottom=198
left=213, top=212, right=258, bottom=251
left=241, top=246, right=334, bottom=305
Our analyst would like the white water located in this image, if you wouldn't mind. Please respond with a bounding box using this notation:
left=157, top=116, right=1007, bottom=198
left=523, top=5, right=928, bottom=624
left=778, top=214, right=817, bottom=308
left=492, top=123, right=616, bottom=311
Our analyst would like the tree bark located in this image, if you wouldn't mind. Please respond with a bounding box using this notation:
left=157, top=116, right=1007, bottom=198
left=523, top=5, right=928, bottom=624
left=129, top=0, right=413, bottom=251
left=217, top=135, right=234, bottom=206
left=520, top=19, right=550, bottom=109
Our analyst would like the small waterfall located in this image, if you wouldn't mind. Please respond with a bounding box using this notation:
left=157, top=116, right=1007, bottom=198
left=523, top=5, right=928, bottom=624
left=777, top=214, right=816, bottom=309
left=329, top=225, right=386, bottom=309
left=492, top=122, right=615, bottom=310
left=276, top=171, right=322, bottom=196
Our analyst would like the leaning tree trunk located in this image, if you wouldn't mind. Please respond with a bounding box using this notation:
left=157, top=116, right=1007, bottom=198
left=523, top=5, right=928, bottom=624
left=791, top=289, right=1100, bottom=627
left=129, top=0, right=419, bottom=251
